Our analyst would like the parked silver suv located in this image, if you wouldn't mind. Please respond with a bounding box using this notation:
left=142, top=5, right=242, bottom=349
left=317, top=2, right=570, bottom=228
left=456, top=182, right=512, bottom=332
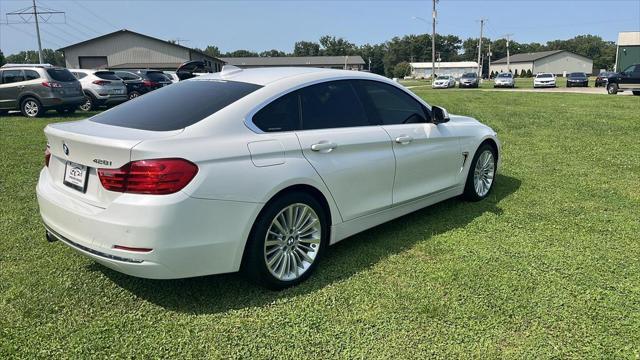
left=0, top=64, right=84, bottom=117
left=69, top=69, right=128, bottom=111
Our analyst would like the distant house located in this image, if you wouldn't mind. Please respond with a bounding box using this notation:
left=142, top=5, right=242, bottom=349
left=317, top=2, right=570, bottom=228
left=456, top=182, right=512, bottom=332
left=220, top=56, right=365, bottom=70
left=58, top=29, right=224, bottom=72
left=409, top=61, right=479, bottom=79
left=489, top=50, right=593, bottom=76
left=616, top=31, right=640, bottom=72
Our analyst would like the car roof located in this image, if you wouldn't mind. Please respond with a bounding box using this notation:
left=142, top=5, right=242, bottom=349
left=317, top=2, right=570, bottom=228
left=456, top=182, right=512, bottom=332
left=193, top=66, right=384, bottom=86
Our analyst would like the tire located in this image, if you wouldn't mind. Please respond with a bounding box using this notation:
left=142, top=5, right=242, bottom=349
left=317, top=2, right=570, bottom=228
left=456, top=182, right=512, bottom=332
left=128, top=91, right=141, bottom=100
left=20, top=97, right=44, bottom=118
left=244, top=192, right=328, bottom=290
left=463, top=144, right=497, bottom=202
left=607, top=83, right=618, bottom=95
left=79, top=95, right=94, bottom=111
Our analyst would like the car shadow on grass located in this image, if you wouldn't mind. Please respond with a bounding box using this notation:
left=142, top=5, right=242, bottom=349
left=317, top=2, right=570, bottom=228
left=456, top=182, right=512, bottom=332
left=93, top=174, right=521, bottom=314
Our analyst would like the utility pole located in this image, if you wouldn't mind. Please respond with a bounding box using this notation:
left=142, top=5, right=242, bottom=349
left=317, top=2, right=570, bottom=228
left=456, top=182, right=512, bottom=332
left=487, top=42, right=492, bottom=78
left=6, top=2, right=65, bottom=64
left=477, top=18, right=486, bottom=78
left=368, top=57, right=371, bottom=71
left=504, top=33, right=514, bottom=72
left=432, top=0, right=438, bottom=80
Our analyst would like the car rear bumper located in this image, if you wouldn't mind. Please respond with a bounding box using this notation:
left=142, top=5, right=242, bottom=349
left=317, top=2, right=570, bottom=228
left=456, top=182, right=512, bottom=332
left=40, top=96, right=86, bottom=108
left=36, top=168, right=261, bottom=279
left=95, top=95, right=128, bottom=105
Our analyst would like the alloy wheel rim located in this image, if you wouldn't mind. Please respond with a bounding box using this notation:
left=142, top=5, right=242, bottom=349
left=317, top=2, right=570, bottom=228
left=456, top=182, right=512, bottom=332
left=80, top=98, right=91, bottom=111
left=24, top=101, right=38, bottom=117
left=129, top=93, right=139, bottom=99
left=264, top=203, right=321, bottom=281
left=473, top=150, right=495, bottom=197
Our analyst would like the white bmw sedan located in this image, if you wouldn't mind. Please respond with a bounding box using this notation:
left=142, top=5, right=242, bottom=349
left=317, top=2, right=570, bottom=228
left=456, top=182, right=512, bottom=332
left=37, top=66, right=500, bottom=289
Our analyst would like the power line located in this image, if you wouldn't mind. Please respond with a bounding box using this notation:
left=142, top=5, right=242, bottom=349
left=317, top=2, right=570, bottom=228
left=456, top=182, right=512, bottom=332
left=72, top=0, right=118, bottom=30
left=46, top=22, right=85, bottom=42
left=6, top=0, right=65, bottom=62
left=4, top=23, right=64, bottom=49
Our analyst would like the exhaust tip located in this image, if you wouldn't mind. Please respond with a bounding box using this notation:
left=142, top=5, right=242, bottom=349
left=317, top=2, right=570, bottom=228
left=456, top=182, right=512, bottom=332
left=46, top=231, right=57, bottom=243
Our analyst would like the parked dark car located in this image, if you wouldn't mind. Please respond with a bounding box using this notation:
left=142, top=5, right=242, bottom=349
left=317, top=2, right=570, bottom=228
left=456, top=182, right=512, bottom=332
left=0, top=64, right=84, bottom=117
left=458, top=72, right=479, bottom=88
left=606, top=64, right=640, bottom=95
left=594, top=71, right=615, bottom=87
left=113, top=70, right=172, bottom=99
left=566, top=72, right=589, bottom=87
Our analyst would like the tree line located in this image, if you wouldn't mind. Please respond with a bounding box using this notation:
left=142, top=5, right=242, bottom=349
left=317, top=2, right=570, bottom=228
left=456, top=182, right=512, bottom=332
left=1, top=33, right=616, bottom=77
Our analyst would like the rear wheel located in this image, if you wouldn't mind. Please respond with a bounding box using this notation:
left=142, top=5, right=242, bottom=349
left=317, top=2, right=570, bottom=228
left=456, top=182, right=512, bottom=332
left=244, top=192, right=328, bottom=290
left=128, top=91, right=141, bottom=100
left=607, top=83, right=618, bottom=95
left=21, top=98, right=43, bottom=118
left=463, top=144, right=497, bottom=201
left=79, top=95, right=94, bottom=111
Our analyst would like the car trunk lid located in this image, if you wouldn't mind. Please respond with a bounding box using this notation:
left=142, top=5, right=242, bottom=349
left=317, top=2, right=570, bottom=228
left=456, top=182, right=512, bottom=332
left=44, top=120, right=182, bottom=208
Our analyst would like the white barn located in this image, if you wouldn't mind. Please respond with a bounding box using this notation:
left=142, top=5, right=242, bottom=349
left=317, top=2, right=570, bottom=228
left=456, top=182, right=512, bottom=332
left=410, top=61, right=479, bottom=79
left=489, top=50, right=593, bottom=76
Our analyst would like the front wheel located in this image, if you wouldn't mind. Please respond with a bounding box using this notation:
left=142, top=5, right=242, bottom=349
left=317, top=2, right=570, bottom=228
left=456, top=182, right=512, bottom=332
left=128, top=91, right=141, bottom=100
left=607, top=83, right=618, bottom=95
left=463, top=144, right=497, bottom=201
left=244, top=192, right=327, bottom=289
left=79, top=95, right=94, bottom=111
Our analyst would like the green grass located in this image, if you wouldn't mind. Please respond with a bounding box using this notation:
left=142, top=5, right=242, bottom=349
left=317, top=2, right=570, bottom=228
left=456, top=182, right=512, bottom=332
left=1, top=90, right=639, bottom=358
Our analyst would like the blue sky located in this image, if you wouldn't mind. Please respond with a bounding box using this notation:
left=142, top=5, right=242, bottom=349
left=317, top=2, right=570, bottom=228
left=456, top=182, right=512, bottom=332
left=1, top=0, right=639, bottom=55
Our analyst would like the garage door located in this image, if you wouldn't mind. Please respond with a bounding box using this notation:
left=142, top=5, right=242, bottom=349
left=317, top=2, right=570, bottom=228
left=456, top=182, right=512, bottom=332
left=78, top=56, right=108, bottom=69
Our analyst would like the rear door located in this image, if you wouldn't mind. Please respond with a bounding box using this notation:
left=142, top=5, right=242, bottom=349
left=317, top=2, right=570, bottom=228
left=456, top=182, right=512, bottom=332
left=295, top=80, right=395, bottom=221
left=354, top=80, right=461, bottom=204
left=0, top=69, right=24, bottom=109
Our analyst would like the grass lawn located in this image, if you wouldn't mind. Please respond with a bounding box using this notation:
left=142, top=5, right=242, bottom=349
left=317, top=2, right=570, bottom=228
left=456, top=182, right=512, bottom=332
left=1, top=90, right=639, bottom=358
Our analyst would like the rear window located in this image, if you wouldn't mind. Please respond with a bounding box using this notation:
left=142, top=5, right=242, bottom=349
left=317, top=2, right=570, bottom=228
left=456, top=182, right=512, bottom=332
left=570, top=72, right=587, bottom=78
left=537, top=74, right=553, bottom=78
left=90, top=80, right=262, bottom=131
left=497, top=73, right=512, bottom=78
left=46, top=68, right=77, bottom=82
left=95, top=71, right=121, bottom=80
left=146, top=72, right=170, bottom=82
left=461, top=73, right=477, bottom=78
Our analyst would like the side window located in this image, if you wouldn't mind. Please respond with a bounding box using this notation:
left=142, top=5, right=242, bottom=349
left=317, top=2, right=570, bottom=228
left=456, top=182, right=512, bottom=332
left=116, top=71, right=135, bottom=80
left=75, top=72, right=88, bottom=79
left=253, top=92, right=300, bottom=132
left=299, top=80, right=370, bottom=130
left=24, top=70, right=40, bottom=80
left=355, top=80, right=429, bottom=125
left=623, top=65, right=638, bottom=74
left=2, top=70, right=25, bottom=84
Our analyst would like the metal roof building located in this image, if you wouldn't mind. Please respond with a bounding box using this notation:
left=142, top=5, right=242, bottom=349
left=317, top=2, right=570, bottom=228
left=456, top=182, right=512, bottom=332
left=409, top=61, right=479, bottom=79
left=58, top=29, right=224, bottom=72
left=220, top=56, right=366, bottom=70
left=616, top=31, right=640, bottom=72
left=489, top=50, right=593, bottom=76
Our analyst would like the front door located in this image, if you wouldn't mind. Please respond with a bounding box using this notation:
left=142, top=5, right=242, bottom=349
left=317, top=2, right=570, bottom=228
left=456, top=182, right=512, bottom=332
left=619, top=64, right=640, bottom=90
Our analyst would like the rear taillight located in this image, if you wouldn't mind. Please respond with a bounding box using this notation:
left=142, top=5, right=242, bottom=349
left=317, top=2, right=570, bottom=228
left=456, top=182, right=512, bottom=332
left=44, top=144, right=51, bottom=167
left=42, top=81, right=62, bottom=88
left=142, top=80, right=159, bottom=87
left=92, top=80, right=111, bottom=86
left=98, top=158, right=198, bottom=195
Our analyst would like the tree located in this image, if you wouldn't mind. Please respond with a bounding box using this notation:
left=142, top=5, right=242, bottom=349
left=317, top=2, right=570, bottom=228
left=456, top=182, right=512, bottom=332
left=318, top=35, right=357, bottom=56
left=393, top=61, right=412, bottom=78
left=223, top=49, right=259, bottom=57
left=0, top=50, right=5, bottom=66
left=513, top=69, right=518, bottom=77
left=356, top=43, right=386, bottom=74
left=203, top=45, right=221, bottom=57
left=526, top=69, right=532, bottom=77
left=293, top=41, right=321, bottom=56
left=5, top=49, right=64, bottom=66
left=259, top=49, right=287, bottom=57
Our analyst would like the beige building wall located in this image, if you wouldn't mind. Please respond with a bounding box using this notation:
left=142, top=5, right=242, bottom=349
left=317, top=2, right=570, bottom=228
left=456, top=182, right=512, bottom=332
left=533, top=52, right=593, bottom=75
left=489, top=62, right=533, bottom=75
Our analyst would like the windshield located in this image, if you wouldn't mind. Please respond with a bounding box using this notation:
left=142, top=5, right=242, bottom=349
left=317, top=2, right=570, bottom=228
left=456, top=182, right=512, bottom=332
left=95, top=71, right=121, bottom=80
left=436, top=76, right=449, bottom=80
left=146, top=71, right=171, bottom=82
left=569, top=73, right=587, bottom=78
left=497, top=73, right=512, bottom=78
left=46, top=68, right=77, bottom=82
left=91, top=80, right=263, bottom=131
left=537, top=74, right=553, bottom=78
left=461, top=73, right=476, bottom=78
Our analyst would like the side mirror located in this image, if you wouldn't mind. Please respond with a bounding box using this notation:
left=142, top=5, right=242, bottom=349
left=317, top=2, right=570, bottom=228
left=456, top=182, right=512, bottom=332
left=432, top=106, right=450, bottom=124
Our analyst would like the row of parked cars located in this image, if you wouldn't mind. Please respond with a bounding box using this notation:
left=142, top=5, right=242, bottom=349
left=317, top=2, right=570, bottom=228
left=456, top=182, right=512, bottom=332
left=0, top=63, right=198, bottom=117
left=430, top=65, right=640, bottom=94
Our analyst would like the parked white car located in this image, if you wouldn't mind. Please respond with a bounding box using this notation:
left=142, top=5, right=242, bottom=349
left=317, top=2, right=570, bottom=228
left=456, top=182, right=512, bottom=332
left=432, top=75, right=456, bottom=88
left=533, top=73, right=557, bottom=88
left=37, top=66, right=500, bottom=289
left=164, top=71, right=180, bottom=83
left=69, top=69, right=128, bottom=111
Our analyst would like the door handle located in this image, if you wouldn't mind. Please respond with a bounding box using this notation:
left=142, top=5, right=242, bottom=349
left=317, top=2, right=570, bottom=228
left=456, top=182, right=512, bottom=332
left=395, top=135, right=413, bottom=144
left=311, top=141, right=337, bottom=152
